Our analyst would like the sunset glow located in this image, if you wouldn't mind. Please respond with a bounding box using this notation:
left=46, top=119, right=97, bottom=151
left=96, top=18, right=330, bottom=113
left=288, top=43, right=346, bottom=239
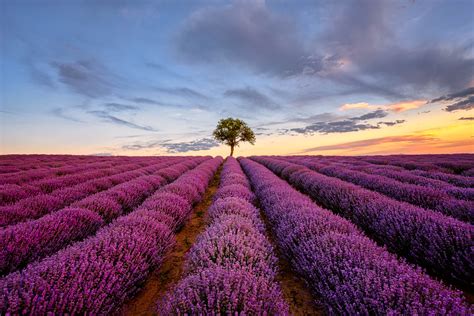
left=1, top=0, right=473, bottom=156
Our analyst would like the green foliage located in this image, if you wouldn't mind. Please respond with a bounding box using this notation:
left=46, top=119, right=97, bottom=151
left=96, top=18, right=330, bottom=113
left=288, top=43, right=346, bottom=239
left=213, top=118, right=256, bottom=156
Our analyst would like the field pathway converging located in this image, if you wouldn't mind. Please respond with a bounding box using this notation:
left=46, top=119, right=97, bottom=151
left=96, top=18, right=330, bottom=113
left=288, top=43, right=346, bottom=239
left=119, top=164, right=223, bottom=315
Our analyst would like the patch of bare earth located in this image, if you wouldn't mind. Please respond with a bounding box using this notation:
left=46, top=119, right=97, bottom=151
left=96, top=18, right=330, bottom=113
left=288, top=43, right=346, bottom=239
left=118, top=165, right=223, bottom=316
left=258, top=209, right=325, bottom=316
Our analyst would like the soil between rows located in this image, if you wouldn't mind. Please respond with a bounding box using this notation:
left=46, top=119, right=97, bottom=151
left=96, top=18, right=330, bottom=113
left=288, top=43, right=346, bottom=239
left=119, top=165, right=223, bottom=316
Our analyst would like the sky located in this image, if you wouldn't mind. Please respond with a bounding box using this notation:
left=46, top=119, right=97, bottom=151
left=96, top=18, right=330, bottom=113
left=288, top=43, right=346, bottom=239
left=1, top=0, right=473, bottom=156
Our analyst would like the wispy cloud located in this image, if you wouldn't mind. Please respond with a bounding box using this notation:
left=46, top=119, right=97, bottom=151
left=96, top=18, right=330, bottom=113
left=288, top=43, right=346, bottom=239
left=287, top=110, right=402, bottom=134
left=122, top=137, right=219, bottom=153
left=429, top=87, right=474, bottom=112
left=50, top=59, right=121, bottom=98
left=459, top=117, right=474, bottom=121
left=155, top=87, right=209, bottom=100
left=340, top=100, right=426, bottom=113
left=301, top=134, right=437, bottom=152
left=88, top=110, right=157, bottom=131
left=224, top=87, right=279, bottom=110
left=104, top=103, right=139, bottom=112
left=51, top=108, right=84, bottom=123
left=378, top=120, right=406, bottom=126
left=160, top=138, right=220, bottom=153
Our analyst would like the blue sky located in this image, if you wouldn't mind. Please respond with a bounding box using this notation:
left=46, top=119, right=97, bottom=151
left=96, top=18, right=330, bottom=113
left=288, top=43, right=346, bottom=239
left=1, top=0, right=473, bottom=156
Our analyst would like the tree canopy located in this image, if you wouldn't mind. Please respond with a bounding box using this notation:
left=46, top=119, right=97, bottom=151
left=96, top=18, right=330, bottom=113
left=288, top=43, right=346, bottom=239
left=213, top=118, right=256, bottom=156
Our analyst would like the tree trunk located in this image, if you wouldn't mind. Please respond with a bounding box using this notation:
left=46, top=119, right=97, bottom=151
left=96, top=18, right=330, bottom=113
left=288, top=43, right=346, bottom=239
left=230, top=145, right=234, bottom=157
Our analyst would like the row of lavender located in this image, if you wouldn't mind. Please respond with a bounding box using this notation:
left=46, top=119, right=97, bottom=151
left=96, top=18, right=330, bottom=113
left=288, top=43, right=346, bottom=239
left=351, top=154, right=474, bottom=175
left=251, top=156, right=473, bottom=288
left=281, top=156, right=474, bottom=223
left=0, top=156, right=137, bottom=183
left=304, top=155, right=474, bottom=186
left=0, top=157, right=222, bottom=314
left=240, top=158, right=470, bottom=314
left=160, top=157, right=288, bottom=314
left=0, top=155, right=122, bottom=174
left=0, top=158, right=185, bottom=226
left=0, top=157, right=167, bottom=206
left=0, top=157, right=207, bottom=275
left=325, top=159, right=474, bottom=199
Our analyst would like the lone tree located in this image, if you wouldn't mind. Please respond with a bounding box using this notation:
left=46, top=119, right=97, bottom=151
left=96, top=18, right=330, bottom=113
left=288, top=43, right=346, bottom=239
left=213, top=118, right=256, bottom=156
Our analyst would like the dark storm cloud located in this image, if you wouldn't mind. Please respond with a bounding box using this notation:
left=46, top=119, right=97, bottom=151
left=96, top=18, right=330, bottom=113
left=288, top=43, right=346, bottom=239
left=155, top=87, right=209, bottom=100
left=50, top=59, right=120, bottom=98
left=429, top=87, right=474, bottom=112
left=175, top=0, right=312, bottom=77
left=88, top=110, right=157, bottom=131
left=224, top=87, right=279, bottom=110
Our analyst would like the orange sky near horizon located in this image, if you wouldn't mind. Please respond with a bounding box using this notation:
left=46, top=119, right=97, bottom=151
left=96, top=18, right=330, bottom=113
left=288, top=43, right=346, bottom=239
left=2, top=104, right=472, bottom=157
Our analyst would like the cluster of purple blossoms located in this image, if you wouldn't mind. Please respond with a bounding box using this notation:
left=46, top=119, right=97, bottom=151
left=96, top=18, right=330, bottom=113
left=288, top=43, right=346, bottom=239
left=283, top=156, right=474, bottom=223
left=239, top=157, right=470, bottom=314
left=252, top=156, right=474, bottom=287
left=0, top=158, right=207, bottom=276
left=0, top=157, right=222, bottom=314
left=159, top=157, right=289, bottom=315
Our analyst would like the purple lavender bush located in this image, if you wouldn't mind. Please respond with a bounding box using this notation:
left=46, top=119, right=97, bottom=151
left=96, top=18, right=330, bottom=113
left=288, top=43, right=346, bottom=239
left=240, top=157, right=470, bottom=314
left=252, top=156, right=474, bottom=287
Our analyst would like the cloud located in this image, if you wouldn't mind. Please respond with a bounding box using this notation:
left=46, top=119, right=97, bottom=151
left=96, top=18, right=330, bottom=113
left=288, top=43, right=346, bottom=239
left=340, top=100, right=426, bottom=113
left=302, top=134, right=437, bottom=152
left=291, top=120, right=380, bottom=134
left=175, top=0, right=311, bottom=77
left=90, top=152, right=113, bottom=156
left=27, top=63, right=55, bottom=88
left=88, top=110, right=157, bottom=131
left=51, top=108, right=84, bottom=123
left=459, top=117, right=474, bottom=121
left=388, top=100, right=426, bottom=112
left=322, top=0, right=474, bottom=95
left=377, top=120, right=405, bottom=126
left=431, top=87, right=474, bottom=103
left=122, top=137, right=220, bottom=153
left=155, top=87, right=209, bottom=100
left=224, top=87, right=279, bottom=109
left=350, top=109, right=388, bottom=120
left=429, top=87, right=474, bottom=112
left=104, top=103, right=139, bottom=112
left=340, top=102, right=377, bottom=111
left=50, top=59, right=119, bottom=98
left=145, top=62, right=188, bottom=81
left=160, top=138, right=220, bottom=153
left=128, top=97, right=164, bottom=105
left=288, top=110, right=393, bottom=134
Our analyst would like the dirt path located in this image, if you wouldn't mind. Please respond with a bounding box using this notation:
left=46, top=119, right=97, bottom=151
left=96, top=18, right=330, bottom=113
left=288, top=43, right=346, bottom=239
left=258, top=210, right=325, bottom=316
left=119, top=165, right=222, bottom=316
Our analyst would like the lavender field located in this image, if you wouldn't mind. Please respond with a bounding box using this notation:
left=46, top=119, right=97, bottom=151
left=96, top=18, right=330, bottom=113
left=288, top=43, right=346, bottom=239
left=0, top=154, right=472, bottom=315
